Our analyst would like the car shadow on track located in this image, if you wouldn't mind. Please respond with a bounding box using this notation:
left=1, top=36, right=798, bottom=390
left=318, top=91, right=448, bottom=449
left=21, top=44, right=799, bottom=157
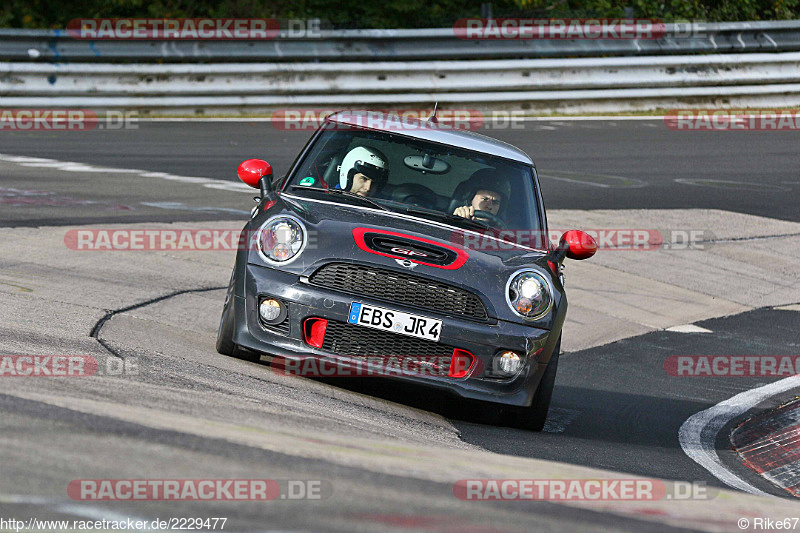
left=289, top=360, right=742, bottom=488
left=313, top=375, right=712, bottom=448
left=309, top=374, right=503, bottom=423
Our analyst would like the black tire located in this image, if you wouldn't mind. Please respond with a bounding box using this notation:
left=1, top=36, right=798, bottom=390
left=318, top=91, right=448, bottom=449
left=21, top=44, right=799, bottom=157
left=507, top=336, right=561, bottom=431
left=216, top=276, right=259, bottom=362
left=215, top=296, right=238, bottom=356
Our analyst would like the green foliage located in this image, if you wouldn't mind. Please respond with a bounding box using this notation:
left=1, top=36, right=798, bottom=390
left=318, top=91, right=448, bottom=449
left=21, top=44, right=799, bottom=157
left=1, top=0, right=797, bottom=29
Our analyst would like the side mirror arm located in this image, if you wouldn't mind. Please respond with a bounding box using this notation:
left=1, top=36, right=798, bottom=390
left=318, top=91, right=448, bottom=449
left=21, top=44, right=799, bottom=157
left=259, top=176, right=274, bottom=200
left=548, top=240, right=570, bottom=265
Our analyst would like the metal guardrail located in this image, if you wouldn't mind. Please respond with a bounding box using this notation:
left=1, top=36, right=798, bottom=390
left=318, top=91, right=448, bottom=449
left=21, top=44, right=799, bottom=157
left=1, top=21, right=800, bottom=62
left=3, top=53, right=800, bottom=97
left=2, top=53, right=800, bottom=114
left=2, top=21, right=800, bottom=113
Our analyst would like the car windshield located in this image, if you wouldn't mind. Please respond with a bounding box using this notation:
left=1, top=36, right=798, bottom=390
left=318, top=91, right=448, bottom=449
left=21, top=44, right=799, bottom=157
left=284, top=123, right=542, bottom=234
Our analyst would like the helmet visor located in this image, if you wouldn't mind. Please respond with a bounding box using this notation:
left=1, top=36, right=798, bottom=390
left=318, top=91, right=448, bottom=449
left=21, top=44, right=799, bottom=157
left=353, top=161, right=388, bottom=183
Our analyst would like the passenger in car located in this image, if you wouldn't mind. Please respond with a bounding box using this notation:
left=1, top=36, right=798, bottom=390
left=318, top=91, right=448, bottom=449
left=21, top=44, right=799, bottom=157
left=336, top=146, right=390, bottom=197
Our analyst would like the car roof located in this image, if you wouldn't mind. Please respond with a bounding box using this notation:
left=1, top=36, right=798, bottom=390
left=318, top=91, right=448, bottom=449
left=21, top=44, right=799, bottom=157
left=326, top=110, right=534, bottom=165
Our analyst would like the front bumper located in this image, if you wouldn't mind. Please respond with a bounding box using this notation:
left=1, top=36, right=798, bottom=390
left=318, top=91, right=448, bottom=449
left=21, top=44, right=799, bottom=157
left=232, top=263, right=565, bottom=407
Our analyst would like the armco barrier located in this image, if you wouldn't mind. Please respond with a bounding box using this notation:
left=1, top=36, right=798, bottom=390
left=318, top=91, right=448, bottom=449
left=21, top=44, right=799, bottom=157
left=2, top=21, right=800, bottom=113
left=2, top=21, right=800, bottom=62
left=3, top=53, right=800, bottom=96
left=2, top=52, right=800, bottom=114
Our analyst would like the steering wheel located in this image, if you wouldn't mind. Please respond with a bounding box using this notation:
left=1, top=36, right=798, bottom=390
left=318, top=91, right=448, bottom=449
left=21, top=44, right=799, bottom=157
left=472, top=210, right=506, bottom=228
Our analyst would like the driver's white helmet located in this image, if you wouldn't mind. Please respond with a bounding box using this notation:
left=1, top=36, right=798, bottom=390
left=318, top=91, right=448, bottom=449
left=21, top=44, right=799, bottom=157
left=339, top=146, right=388, bottom=192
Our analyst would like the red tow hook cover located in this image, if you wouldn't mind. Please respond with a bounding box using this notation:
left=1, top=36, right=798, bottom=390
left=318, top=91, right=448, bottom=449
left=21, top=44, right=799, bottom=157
left=449, top=349, right=475, bottom=378
left=303, top=318, right=328, bottom=349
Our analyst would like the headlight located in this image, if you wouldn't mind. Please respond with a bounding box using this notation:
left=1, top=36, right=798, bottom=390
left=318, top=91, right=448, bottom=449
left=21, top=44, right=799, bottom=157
left=258, top=216, right=306, bottom=264
left=506, top=270, right=552, bottom=319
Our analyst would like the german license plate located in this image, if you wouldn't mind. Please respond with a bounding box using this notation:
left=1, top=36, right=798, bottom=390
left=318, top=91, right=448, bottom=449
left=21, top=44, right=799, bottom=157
left=347, top=303, right=442, bottom=342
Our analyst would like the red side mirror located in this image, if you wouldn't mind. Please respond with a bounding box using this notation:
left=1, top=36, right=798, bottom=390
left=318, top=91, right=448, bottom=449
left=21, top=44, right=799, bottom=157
left=237, top=159, right=273, bottom=188
left=559, top=230, right=597, bottom=260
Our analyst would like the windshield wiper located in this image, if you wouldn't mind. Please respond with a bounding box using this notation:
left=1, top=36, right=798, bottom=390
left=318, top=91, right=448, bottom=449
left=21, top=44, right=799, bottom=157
left=289, top=185, right=390, bottom=212
left=402, top=206, right=491, bottom=231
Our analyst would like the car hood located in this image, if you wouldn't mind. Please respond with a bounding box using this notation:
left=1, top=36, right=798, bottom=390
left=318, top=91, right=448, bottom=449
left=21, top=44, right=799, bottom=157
left=245, top=193, right=560, bottom=325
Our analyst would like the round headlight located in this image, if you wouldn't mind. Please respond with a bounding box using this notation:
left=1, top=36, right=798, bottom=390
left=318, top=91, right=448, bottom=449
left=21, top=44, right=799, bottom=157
left=507, top=270, right=552, bottom=319
left=258, top=216, right=306, bottom=264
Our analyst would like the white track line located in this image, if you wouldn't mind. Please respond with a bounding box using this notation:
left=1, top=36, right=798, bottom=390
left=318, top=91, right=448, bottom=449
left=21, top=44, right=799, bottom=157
left=139, top=116, right=666, bottom=122
left=0, top=154, right=252, bottom=193
left=679, top=375, right=800, bottom=496
left=665, top=324, right=713, bottom=333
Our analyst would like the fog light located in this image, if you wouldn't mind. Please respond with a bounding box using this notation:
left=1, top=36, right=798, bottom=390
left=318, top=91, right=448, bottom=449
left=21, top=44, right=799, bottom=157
left=259, top=299, right=282, bottom=322
left=494, top=351, right=524, bottom=376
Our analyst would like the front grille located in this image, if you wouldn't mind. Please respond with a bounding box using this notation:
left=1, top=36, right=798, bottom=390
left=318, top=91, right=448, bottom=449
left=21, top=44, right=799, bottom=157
left=262, top=316, right=290, bottom=335
left=309, top=263, right=489, bottom=321
left=322, top=320, right=453, bottom=363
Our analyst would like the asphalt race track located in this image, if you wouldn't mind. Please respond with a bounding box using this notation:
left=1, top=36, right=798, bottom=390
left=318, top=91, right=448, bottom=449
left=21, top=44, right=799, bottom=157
left=456, top=308, right=800, bottom=496
left=1, top=119, right=799, bottom=223
left=1, top=119, right=799, bottom=531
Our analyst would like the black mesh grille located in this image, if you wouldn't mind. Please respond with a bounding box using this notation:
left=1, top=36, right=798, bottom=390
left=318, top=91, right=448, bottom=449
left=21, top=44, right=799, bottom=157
left=262, top=317, right=290, bottom=335
left=322, top=320, right=453, bottom=366
left=309, top=263, right=489, bottom=321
